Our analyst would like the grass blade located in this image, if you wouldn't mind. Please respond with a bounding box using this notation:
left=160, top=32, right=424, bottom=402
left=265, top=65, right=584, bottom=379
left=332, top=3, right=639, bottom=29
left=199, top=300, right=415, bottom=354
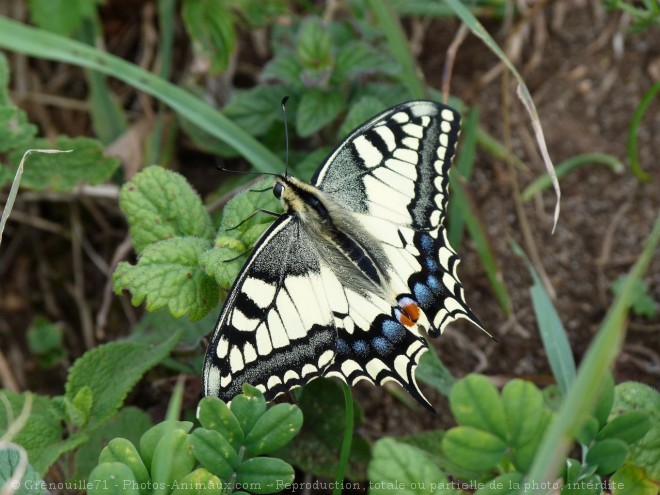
left=626, top=81, right=659, bottom=182
left=524, top=211, right=660, bottom=494
left=0, top=16, right=283, bottom=174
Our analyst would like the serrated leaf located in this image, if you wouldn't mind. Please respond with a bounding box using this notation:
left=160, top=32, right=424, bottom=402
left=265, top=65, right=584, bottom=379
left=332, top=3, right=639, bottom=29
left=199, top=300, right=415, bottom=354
left=119, top=166, right=214, bottom=253
left=611, top=381, right=660, bottom=479
left=71, top=386, right=93, bottom=427
left=0, top=105, right=38, bottom=152
left=332, top=42, right=396, bottom=83
left=585, top=439, right=628, bottom=475
left=230, top=385, right=267, bottom=436
left=296, top=18, right=333, bottom=69
left=197, top=396, right=244, bottom=451
left=88, top=462, right=139, bottom=495
left=338, top=95, right=385, bottom=137
left=65, top=330, right=183, bottom=425
left=170, top=468, right=222, bottom=495
left=296, top=90, right=344, bottom=137
left=182, top=0, right=236, bottom=73
left=113, top=236, right=218, bottom=320
left=138, top=420, right=193, bottom=471
left=260, top=53, right=303, bottom=88
left=0, top=446, right=48, bottom=495
left=441, top=426, right=507, bottom=471
left=190, top=428, right=238, bottom=479
left=610, top=464, right=658, bottom=495
left=199, top=244, right=245, bottom=290
left=597, top=411, right=651, bottom=445
left=151, top=429, right=196, bottom=490
left=502, top=379, right=545, bottom=447
left=8, top=136, right=119, bottom=192
left=0, top=391, right=87, bottom=475
left=235, top=457, right=295, bottom=495
left=612, top=275, right=657, bottom=317
left=27, top=0, right=102, bottom=36
left=245, top=404, right=302, bottom=456
left=99, top=438, right=150, bottom=491
left=474, top=472, right=524, bottom=494
left=369, top=438, right=456, bottom=494
left=223, top=86, right=288, bottom=137
left=449, top=374, right=508, bottom=441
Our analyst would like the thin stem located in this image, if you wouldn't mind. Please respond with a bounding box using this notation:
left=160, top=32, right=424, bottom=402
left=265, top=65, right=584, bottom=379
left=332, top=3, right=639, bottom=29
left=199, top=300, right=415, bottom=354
left=332, top=382, right=354, bottom=495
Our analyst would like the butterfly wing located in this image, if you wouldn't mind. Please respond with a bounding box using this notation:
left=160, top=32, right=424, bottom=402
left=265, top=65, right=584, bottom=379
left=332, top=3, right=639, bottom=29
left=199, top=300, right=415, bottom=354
left=204, top=215, right=338, bottom=402
left=313, top=100, right=481, bottom=336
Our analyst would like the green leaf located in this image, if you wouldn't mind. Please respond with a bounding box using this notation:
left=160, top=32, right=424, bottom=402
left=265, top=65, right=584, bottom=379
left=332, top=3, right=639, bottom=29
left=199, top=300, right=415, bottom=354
left=612, top=275, right=657, bottom=317
left=27, top=0, right=102, bottom=36
left=99, top=438, right=150, bottom=491
left=449, top=374, right=508, bottom=440
left=119, top=166, right=214, bottom=254
left=593, top=373, right=615, bottom=428
left=235, top=457, right=295, bottom=495
left=0, top=105, right=38, bottom=152
left=610, top=381, right=660, bottom=479
left=597, top=411, right=651, bottom=445
left=561, top=473, right=602, bottom=494
left=170, top=468, right=222, bottom=495
left=291, top=146, right=331, bottom=183
left=88, top=462, right=139, bottom=495
left=230, top=384, right=267, bottom=436
left=8, top=136, right=120, bottom=192
left=65, top=330, right=183, bottom=425
left=189, top=428, right=238, bottom=479
left=296, top=90, right=344, bottom=137
left=70, top=386, right=94, bottom=427
left=610, top=464, right=658, bottom=495
left=223, top=86, right=288, bottom=137
left=502, top=379, right=545, bottom=447
left=151, top=429, right=196, bottom=490
left=197, top=396, right=244, bottom=452
left=0, top=391, right=86, bottom=475
left=563, top=458, right=582, bottom=484
left=585, top=439, right=628, bottom=475
left=72, top=407, right=152, bottom=482
left=511, top=409, right=553, bottom=474
left=113, top=236, right=218, bottom=320
left=0, top=445, right=48, bottom=495
left=138, top=420, right=193, bottom=472
left=577, top=416, right=600, bottom=445
left=337, top=95, right=386, bottom=138
left=261, top=52, right=303, bottom=88
left=441, top=426, right=507, bottom=471
left=296, top=18, right=333, bottom=69
left=182, top=0, right=236, bottom=73
left=333, top=42, right=395, bottom=83
left=245, top=404, right=303, bottom=456
left=26, top=318, right=66, bottom=368
left=369, top=438, right=456, bottom=494
left=474, top=472, right=525, bottom=494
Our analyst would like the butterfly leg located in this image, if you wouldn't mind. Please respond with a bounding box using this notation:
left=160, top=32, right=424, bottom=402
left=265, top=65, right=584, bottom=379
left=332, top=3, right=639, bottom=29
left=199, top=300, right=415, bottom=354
left=225, top=209, right=281, bottom=231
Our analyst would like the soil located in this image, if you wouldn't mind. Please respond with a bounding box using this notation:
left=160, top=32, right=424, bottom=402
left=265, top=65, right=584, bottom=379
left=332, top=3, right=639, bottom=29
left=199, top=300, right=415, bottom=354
left=1, top=0, right=658, bottom=451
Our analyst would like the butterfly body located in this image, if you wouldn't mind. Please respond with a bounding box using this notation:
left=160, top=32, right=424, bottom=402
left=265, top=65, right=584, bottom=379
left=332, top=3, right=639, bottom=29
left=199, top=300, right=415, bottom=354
left=204, top=101, right=482, bottom=409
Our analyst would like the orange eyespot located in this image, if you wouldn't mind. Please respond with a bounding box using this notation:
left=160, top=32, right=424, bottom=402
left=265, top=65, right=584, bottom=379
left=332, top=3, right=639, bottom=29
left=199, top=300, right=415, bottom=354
left=402, top=302, right=420, bottom=323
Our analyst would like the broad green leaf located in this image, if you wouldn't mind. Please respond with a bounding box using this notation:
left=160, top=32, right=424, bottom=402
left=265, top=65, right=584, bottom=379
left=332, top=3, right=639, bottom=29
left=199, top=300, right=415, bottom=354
left=245, top=404, right=303, bottom=456
left=338, top=95, right=386, bottom=138
left=197, top=396, right=244, bottom=452
left=65, top=330, right=183, bottom=425
left=8, top=136, right=120, bottom=192
left=291, top=146, right=332, bottom=183
left=585, top=439, right=628, bottom=475
left=502, top=379, right=545, bottom=447
left=99, top=438, right=150, bottom=492
left=441, top=426, right=507, bottom=471
left=563, top=458, right=582, bottom=484
left=0, top=446, right=48, bottom=495
left=182, top=0, right=236, bottom=73
left=0, top=391, right=86, bottom=475
left=0, top=53, right=9, bottom=103
left=230, top=385, right=267, bottom=436
left=88, top=462, right=139, bottom=495
left=296, top=18, right=333, bottom=69
left=119, top=166, right=214, bottom=253
left=113, top=236, right=218, bottom=320
left=170, top=468, right=222, bottom=495
left=223, top=86, right=288, bottom=137
left=511, top=409, right=553, bottom=474
left=0, top=105, right=38, bottom=152
left=611, top=381, right=660, bottom=479
left=296, top=90, right=344, bottom=137
left=369, top=438, right=456, bottom=494
left=449, top=374, right=508, bottom=440
left=415, top=351, right=456, bottom=398
left=235, top=457, right=295, bottom=495
left=151, top=429, right=196, bottom=491
left=597, top=411, right=651, bottom=445
left=129, top=307, right=218, bottom=348
left=474, top=472, right=524, bottom=494
left=577, top=416, right=600, bottom=445
left=27, top=0, right=102, bottom=36
left=276, top=378, right=370, bottom=480
left=199, top=236, right=247, bottom=289
left=610, top=465, right=658, bottom=495
left=593, top=373, right=615, bottom=428
left=189, top=428, right=238, bottom=479
left=261, top=53, right=303, bottom=88
left=138, top=421, right=193, bottom=472
left=72, top=407, right=152, bottom=482
left=332, top=42, right=396, bottom=83
left=26, top=318, right=66, bottom=368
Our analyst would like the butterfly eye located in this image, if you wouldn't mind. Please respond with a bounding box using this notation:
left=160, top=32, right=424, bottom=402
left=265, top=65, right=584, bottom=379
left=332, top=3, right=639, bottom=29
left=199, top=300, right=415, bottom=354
left=273, top=182, right=284, bottom=198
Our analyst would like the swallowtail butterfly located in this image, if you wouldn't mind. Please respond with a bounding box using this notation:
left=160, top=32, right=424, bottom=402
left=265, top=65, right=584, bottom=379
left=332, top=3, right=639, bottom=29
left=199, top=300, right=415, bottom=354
left=203, top=100, right=482, bottom=409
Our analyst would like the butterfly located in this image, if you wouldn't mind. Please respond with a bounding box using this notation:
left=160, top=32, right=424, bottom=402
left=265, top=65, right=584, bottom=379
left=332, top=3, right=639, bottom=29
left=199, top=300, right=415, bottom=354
left=203, top=100, right=483, bottom=410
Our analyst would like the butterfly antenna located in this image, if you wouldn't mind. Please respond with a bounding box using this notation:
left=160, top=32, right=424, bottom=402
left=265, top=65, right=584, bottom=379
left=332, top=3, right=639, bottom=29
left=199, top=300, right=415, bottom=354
left=281, top=96, right=290, bottom=177
left=215, top=163, right=277, bottom=178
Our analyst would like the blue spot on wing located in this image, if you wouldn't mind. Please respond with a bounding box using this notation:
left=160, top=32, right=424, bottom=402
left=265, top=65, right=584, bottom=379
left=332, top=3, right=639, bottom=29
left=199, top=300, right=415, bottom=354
left=414, top=283, right=434, bottom=307
left=353, top=340, right=368, bottom=356
left=382, top=320, right=406, bottom=343
left=372, top=337, right=393, bottom=356
left=427, top=274, right=443, bottom=293
left=420, top=234, right=433, bottom=253
left=425, top=257, right=438, bottom=271
left=337, top=338, right=350, bottom=355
